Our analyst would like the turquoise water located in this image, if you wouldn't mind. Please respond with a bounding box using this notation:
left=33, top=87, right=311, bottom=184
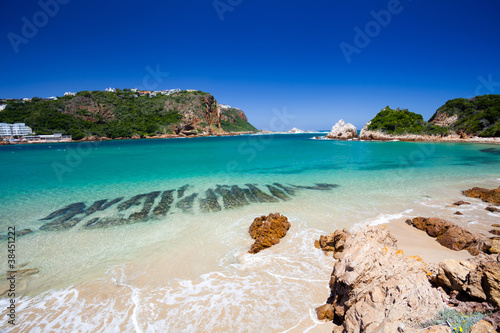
left=2, top=134, right=499, bottom=224
left=1, top=134, right=500, bottom=332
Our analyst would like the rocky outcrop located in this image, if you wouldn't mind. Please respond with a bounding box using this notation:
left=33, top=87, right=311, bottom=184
left=463, top=187, right=500, bottom=205
left=325, top=120, right=357, bottom=140
left=435, top=254, right=500, bottom=308
left=316, top=226, right=446, bottom=332
left=314, top=229, right=348, bottom=258
left=288, top=127, right=305, bottom=133
left=248, top=213, right=290, bottom=254
left=406, top=217, right=490, bottom=255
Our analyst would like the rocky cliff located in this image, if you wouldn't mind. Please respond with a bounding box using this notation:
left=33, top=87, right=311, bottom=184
left=0, top=89, right=257, bottom=139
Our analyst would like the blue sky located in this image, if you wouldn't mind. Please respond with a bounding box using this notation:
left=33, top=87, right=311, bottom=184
left=1, top=0, right=499, bottom=130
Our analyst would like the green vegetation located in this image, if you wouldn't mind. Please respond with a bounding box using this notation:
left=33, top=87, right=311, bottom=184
left=429, top=94, right=500, bottom=137
left=420, top=308, right=490, bottom=332
left=220, top=107, right=258, bottom=132
left=367, top=106, right=449, bottom=135
left=0, top=89, right=257, bottom=139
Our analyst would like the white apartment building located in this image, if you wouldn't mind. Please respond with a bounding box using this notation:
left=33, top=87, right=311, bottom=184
left=0, top=123, right=33, bottom=136
left=64, top=92, right=76, bottom=96
left=0, top=123, right=11, bottom=136
left=105, top=87, right=116, bottom=92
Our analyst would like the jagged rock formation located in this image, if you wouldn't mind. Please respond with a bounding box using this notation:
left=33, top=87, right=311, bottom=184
left=248, top=213, right=290, bottom=254
left=316, top=226, right=446, bottom=332
left=405, top=217, right=491, bottom=255
left=325, top=119, right=357, bottom=140
left=434, top=254, right=500, bottom=308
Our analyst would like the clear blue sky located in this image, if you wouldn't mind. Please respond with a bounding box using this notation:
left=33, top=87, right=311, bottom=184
left=1, top=0, right=499, bottom=130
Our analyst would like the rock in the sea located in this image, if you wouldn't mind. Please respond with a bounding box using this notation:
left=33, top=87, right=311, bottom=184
left=15, top=229, right=32, bottom=237
left=454, top=211, right=463, bottom=215
left=406, top=217, right=488, bottom=255
left=325, top=119, right=357, bottom=140
left=314, top=229, right=348, bottom=258
left=486, top=206, right=500, bottom=213
left=248, top=213, right=290, bottom=254
left=435, top=254, right=500, bottom=308
left=462, top=186, right=500, bottom=205
left=317, top=226, right=446, bottom=332
left=453, top=201, right=470, bottom=206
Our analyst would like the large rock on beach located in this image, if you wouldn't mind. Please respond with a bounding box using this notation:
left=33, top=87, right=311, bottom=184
left=405, top=217, right=489, bottom=255
left=317, top=226, right=446, bottom=332
left=435, top=254, right=500, bottom=308
left=325, top=119, right=357, bottom=140
left=248, top=213, right=290, bottom=254
left=462, top=186, right=500, bottom=205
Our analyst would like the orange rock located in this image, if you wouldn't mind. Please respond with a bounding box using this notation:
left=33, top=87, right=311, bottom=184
left=462, top=186, right=500, bottom=205
left=248, top=213, right=290, bottom=254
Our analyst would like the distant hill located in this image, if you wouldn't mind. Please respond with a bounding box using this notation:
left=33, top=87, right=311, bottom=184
left=364, top=106, right=449, bottom=136
left=0, top=89, right=257, bottom=140
left=429, top=94, right=500, bottom=137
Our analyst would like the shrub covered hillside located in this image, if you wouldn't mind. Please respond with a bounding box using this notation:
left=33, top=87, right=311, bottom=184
left=0, top=89, right=257, bottom=140
left=429, top=94, right=500, bottom=137
left=366, top=106, right=449, bottom=136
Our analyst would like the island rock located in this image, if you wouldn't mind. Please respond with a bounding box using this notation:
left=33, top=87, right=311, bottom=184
left=325, top=119, right=357, bottom=140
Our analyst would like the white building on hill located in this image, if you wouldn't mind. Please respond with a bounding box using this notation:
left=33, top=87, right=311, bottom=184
left=0, top=123, right=33, bottom=136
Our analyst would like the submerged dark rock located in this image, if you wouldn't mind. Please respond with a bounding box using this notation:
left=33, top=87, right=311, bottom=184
left=84, top=199, right=108, bottom=216
left=244, top=184, right=279, bottom=203
left=199, top=189, right=221, bottom=212
left=153, top=190, right=175, bottom=216
left=40, top=218, right=82, bottom=231
left=177, top=184, right=189, bottom=198
left=243, top=188, right=259, bottom=203
left=273, top=183, right=297, bottom=196
left=129, top=191, right=160, bottom=220
left=41, top=202, right=86, bottom=221
left=175, top=193, right=198, bottom=213
left=230, top=185, right=250, bottom=206
left=266, top=185, right=291, bottom=201
left=117, top=194, right=146, bottom=211
left=15, top=229, right=32, bottom=237
left=83, top=217, right=126, bottom=229
left=100, top=197, right=124, bottom=210
left=40, top=202, right=86, bottom=231
left=292, top=183, right=338, bottom=191
left=215, top=185, right=243, bottom=209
